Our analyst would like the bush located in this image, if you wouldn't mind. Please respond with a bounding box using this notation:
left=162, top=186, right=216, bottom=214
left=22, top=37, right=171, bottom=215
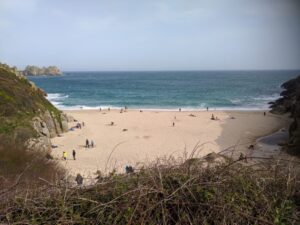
left=0, top=156, right=299, bottom=224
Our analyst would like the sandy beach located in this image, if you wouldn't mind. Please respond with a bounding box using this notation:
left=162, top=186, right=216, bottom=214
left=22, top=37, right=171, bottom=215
left=51, top=109, right=289, bottom=176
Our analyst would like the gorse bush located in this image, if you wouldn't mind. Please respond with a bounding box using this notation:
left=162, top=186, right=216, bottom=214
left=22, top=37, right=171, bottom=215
left=0, top=156, right=299, bottom=225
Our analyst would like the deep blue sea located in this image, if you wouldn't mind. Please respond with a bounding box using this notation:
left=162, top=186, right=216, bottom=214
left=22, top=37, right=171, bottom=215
left=28, top=71, right=300, bottom=111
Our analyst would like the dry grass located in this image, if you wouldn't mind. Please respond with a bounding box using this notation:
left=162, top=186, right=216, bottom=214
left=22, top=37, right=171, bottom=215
left=0, top=135, right=65, bottom=191
left=0, top=153, right=299, bottom=225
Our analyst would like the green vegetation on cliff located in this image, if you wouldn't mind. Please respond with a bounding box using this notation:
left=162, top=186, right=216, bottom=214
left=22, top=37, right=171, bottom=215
left=0, top=67, right=62, bottom=140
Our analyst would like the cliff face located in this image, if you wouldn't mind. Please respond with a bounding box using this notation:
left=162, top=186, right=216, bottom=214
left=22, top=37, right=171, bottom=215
left=23, top=65, right=62, bottom=76
left=0, top=66, right=68, bottom=153
left=270, top=75, right=300, bottom=154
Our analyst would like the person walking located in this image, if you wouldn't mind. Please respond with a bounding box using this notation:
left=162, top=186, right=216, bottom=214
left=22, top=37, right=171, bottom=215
left=86, top=139, right=89, bottom=148
left=72, top=149, right=76, bottom=160
left=63, top=151, right=67, bottom=160
left=91, top=140, right=94, bottom=148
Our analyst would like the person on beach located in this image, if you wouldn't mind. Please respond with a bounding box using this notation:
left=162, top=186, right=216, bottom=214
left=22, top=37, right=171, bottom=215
left=63, top=151, right=67, bottom=160
left=206, top=107, right=209, bottom=111
left=91, top=140, right=94, bottom=148
left=86, top=139, right=89, bottom=148
left=211, top=114, right=215, bottom=120
left=179, top=108, right=181, bottom=112
left=125, top=165, right=134, bottom=174
left=75, top=173, right=83, bottom=185
left=99, top=107, right=102, bottom=111
left=173, top=122, right=175, bottom=127
left=72, top=150, right=76, bottom=160
left=108, top=107, right=110, bottom=111
left=264, top=112, right=266, bottom=116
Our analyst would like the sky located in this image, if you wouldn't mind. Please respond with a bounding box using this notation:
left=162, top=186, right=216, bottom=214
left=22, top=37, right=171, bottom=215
left=0, top=0, right=300, bottom=71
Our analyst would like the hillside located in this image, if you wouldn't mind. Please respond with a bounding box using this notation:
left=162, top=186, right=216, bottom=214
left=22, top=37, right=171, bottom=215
left=0, top=65, right=68, bottom=152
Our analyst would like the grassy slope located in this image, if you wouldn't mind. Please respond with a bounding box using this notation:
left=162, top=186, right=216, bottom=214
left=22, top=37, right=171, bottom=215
left=0, top=67, right=61, bottom=142
left=0, top=67, right=66, bottom=192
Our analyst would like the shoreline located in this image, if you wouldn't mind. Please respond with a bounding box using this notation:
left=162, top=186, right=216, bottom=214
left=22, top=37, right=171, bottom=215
left=51, top=109, right=289, bottom=178
left=60, top=108, right=270, bottom=113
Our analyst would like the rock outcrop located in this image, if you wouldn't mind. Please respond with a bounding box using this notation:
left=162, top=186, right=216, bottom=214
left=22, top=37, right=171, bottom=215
left=0, top=65, right=68, bottom=154
left=23, top=65, right=62, bottom=76
left=270, top=75, right=300, bottom=155
left=0, top=62, right=62, bottom=76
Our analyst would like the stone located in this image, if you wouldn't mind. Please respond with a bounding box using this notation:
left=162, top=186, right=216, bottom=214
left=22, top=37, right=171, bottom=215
left=25, top=136, right=51, bottom=153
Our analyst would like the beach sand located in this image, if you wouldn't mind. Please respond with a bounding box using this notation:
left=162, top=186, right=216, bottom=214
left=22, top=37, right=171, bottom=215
left=51, top=110, right=289, bottom=176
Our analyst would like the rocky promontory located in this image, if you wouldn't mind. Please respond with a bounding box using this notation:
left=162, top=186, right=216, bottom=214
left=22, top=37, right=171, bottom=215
left=23, top=65, right=62, bottom=76
left=0, top=63, right=62, bottom=76
left=270, top=75, right=300, bottom=155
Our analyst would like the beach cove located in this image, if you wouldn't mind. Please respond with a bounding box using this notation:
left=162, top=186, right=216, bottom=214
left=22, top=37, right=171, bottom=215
left=51, top=109, right=289, bottom=176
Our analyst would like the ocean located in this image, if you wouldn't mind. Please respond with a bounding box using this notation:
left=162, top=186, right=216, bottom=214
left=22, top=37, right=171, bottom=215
left=28, top=70, right=299, bottom=111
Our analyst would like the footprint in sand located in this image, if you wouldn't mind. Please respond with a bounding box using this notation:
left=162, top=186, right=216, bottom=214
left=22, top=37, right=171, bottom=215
left=135, top=135, right=151, bottom=139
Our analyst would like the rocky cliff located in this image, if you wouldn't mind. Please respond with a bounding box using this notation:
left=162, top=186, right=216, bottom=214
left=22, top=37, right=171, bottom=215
left=23, top=65, right=62, bottom=76
left=0, top=62, right=62, bottom=76
left=0, top=65, right=68, bottom=154
left=270, top=75, right=300, bottom=154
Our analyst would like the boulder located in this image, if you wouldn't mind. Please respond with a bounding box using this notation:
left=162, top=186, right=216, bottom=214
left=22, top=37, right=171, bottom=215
left=32, top=117, right=50, bottom=138
left=60, top=114, right=69, bottom=132
left=42, top=111, right=58, bottom=138
left=25, top=136, right=51, bottom=153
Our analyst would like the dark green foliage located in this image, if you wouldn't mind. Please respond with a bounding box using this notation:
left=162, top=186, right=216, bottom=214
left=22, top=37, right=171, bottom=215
left=1, top=159, right=299, bottom=224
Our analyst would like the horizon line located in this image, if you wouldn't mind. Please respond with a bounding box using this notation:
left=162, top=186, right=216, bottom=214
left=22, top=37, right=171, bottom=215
left=61, top=69, right=300, bottom=73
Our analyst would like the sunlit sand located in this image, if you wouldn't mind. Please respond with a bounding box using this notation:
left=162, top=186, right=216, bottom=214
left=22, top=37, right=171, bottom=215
left=52, top=109, right=287, bottom=176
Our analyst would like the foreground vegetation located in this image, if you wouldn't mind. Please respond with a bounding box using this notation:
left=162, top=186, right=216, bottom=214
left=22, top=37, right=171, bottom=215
left=0, top=154, right=299, bottom=225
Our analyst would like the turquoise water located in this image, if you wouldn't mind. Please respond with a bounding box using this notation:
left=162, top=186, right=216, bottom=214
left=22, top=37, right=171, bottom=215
left=28, top=70, right=299, bottom=110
